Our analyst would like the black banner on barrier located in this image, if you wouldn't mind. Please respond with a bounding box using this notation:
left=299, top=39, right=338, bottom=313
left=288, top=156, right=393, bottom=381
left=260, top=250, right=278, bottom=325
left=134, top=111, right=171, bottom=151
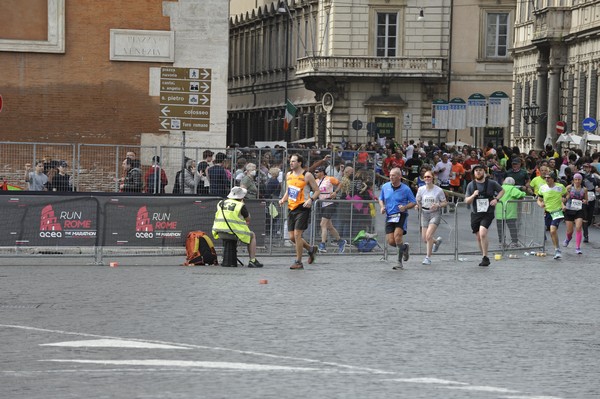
left=102, top=197, right=215, bottom=246
left=0, top=193, right=266, bottom=248
left=102, top=197, right=266, bottom=247
left=0, top=195, right=99, bottom=246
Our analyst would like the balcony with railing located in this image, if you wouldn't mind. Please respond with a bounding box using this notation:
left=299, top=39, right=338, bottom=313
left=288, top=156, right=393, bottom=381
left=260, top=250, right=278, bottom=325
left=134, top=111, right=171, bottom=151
left=294, top=56, right=446, bottom=79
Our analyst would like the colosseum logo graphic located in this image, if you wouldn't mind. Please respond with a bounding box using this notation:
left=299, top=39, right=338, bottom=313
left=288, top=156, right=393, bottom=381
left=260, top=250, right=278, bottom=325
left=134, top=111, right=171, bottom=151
left=135, top=206, right=181, bottom=239
left=40, top=205, right=63, bottom=238
left=39, top=205, right=96, bottom=238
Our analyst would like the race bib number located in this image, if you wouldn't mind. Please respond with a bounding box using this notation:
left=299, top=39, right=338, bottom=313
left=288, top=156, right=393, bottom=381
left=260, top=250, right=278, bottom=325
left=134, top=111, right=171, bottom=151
left=588, top=191, right=596, bottom=201
left=450, top=172, right=456, bottom=180
left=550, top=210, right=564, bottom=220
left=476, top=198, right=489, bottom=213
left=387, top=213, right=401, bottom=223
left=422, top=197, right=435, bottom=208
left=288, top=186, right=301, bottom=201
left=412, top=165, right=419, bottom=173
left=570, top=199, right=583, bottom=211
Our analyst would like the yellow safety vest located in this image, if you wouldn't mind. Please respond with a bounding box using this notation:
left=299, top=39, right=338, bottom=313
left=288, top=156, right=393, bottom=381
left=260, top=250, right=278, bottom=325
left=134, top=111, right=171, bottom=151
left=212, top=199, right=252, bottom=244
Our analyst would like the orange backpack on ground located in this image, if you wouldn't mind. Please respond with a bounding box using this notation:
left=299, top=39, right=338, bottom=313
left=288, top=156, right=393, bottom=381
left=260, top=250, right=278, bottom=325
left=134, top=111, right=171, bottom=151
left=184, top=231, right=219, bottom=266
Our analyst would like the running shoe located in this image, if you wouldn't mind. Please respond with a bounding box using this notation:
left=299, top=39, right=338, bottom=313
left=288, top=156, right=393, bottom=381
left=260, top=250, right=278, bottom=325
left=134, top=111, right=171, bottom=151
left=392, top=261, right=404, bottom=270
left=553, top=249, right=562, bottom=259
left=479, top=256, right=490, bottom=267
left=337, top=239, right=347, bottom=254
left=318, top=242, right=327, bottom=253
left=248, top=259, right=264, bottom=268
left=307, top=246, right=318, bottom=264
left=290, top=261, right=304, bottom=270
left=583, top=237, right=589, bottom=243
left=563, top=238, right=570, bottom=247
left=422, top=257, right=432, bottom=265
left=402, top=243, right=410, bottom=261
left=575, top=248, right=582, bottom=255
left=432, top=237, right=442, bottom=253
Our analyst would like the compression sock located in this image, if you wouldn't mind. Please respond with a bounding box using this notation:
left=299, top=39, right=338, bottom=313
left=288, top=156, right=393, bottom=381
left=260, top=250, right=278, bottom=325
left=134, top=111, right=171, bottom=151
left=576, top=231, right=583, bottom=248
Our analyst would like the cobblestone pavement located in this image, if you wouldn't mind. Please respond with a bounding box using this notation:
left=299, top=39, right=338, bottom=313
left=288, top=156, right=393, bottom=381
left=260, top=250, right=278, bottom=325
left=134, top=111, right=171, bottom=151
left=1, top=220, right=600, bottom=399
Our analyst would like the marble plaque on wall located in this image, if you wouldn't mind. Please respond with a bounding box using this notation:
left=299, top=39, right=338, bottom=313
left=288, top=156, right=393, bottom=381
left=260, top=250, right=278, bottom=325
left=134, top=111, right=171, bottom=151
left=110, top=29, right=174, bottom=62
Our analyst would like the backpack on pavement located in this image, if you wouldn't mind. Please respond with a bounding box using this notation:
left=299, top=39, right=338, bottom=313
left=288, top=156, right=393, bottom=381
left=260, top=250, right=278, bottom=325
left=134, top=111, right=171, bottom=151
left=352, top=230, right=380, bottom=253
left=184, top=231, right=219, bottom=266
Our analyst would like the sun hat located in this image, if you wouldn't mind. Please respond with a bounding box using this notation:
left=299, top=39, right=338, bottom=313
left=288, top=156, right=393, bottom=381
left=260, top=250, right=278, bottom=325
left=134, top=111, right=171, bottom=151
left=227, top=186, right=247, bottom=200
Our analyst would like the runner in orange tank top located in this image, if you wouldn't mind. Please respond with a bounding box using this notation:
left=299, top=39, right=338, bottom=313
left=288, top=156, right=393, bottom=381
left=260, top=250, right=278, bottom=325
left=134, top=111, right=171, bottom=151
left=279, top=154, right=321, bottom=269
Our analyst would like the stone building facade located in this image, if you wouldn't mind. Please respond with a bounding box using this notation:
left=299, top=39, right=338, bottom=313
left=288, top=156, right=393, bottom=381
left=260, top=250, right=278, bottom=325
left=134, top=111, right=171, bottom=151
left=228, top=0, right=516, bottom=148
left=512, top=0, right=600, bottom=151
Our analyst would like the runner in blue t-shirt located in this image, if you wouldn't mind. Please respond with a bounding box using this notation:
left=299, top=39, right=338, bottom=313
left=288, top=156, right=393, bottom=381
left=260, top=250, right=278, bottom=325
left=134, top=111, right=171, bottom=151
left=378, top=167, right=416, bottom=270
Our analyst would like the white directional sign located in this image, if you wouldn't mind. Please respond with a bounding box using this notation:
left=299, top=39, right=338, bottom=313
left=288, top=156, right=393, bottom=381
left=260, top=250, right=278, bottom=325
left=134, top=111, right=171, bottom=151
left=448, top=98, right=467, bottom=130
left=159, top=67, right=212, bottom=132
left=432, top=100, right=448, bottom=130
left=488, top=91, right=510, bottom=127
left=467, top=93, right=487, bottom=128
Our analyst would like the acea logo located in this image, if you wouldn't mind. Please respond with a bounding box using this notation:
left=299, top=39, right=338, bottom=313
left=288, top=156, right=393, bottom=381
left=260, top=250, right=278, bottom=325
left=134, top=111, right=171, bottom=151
left=40, top=205, right=63, bottom=238
left=135, top=206, right=181, bottom=239
left=39, top=205, right=96, bottom=238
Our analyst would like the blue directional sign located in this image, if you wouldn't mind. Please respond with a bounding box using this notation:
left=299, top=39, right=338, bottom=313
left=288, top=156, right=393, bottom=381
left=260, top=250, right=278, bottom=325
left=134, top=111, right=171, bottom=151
left=582, top=117, right=597, bottom=132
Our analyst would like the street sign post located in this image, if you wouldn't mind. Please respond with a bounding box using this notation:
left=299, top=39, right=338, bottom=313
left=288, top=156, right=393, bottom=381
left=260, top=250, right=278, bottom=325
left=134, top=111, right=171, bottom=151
left=352, top=119, right=363, bottom=143
left=582, top=117, right=597, bottom=132
left=0, top=94, right=3, bottom=113
left=403, top=113, right=412, bottom=145
left=556, top=121, right=566, bottom=135
left=159, top=67, right=212, bottom=132
left=352, top=119, right=363, bottom=131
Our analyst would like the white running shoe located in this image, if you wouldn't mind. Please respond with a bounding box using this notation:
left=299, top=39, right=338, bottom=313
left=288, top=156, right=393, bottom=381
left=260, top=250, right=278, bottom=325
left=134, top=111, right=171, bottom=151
left=422, top=257, right=432, bottom=265
left=432, top=237, right=442, bottom=253
left=553, top=249, right=562, bottom=259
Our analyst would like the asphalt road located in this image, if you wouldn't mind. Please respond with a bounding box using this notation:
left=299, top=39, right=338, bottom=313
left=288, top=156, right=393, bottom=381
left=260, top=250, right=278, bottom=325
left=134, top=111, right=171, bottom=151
left=1, top=226, right=600, bottom=399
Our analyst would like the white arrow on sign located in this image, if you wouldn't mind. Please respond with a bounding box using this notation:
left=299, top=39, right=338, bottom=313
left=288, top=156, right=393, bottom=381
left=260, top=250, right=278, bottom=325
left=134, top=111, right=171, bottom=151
left=201, top=69, right=210, bottom=80
left=200, top=95, right=209, bottom=105
left=161, top=106, right=171, bottom=116
left=200, top=82, right=210, bottom=92
left=160, top=119, right=170, bottom=129
left=583, top=121, right=596, bottom=129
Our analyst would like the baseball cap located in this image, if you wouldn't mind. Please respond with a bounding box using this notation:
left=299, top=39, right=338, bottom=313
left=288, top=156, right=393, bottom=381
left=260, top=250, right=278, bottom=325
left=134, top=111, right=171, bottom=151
left=314, top=166, right=326, bottom=173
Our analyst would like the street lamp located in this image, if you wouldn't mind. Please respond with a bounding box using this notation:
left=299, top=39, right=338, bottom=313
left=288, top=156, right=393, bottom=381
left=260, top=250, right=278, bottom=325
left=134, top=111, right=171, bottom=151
left=522, top=102, right=547, bottom=125
left=417, top=8, right=425, bottom=21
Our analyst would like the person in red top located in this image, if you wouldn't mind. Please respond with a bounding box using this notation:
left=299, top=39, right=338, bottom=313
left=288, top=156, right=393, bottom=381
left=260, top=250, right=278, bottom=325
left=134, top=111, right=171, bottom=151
left=383, top=150, right=405, bottom=177
left=144, top=156, right=169, bottom=194
left=462, top=149, right=481, bottom=191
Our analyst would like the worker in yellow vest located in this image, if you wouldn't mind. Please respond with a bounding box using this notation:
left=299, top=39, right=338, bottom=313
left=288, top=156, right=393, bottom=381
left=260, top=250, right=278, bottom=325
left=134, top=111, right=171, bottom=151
left=212, top=186, right=263, bottom=268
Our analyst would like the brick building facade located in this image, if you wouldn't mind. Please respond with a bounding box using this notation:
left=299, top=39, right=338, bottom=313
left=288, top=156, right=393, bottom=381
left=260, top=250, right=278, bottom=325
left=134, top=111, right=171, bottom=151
left=0, top=0, right=229, bottom=149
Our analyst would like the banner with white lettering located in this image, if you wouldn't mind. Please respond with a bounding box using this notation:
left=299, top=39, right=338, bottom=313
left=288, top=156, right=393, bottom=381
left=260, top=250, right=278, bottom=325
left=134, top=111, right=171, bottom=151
left=0, top=194, right=266, bottom=247
left=0, top=196, right=99, bottom=246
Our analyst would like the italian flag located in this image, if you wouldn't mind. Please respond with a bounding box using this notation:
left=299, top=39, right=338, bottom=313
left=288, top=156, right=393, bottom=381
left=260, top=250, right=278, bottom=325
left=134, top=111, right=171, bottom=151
left=283, top=99, right=297, bottom=132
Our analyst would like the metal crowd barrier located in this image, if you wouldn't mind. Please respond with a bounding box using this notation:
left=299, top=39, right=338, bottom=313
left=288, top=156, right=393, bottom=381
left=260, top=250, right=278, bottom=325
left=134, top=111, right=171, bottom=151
left=0, top=192, right=266, bottom=264
left=2, top=141, right=380, bottom=197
